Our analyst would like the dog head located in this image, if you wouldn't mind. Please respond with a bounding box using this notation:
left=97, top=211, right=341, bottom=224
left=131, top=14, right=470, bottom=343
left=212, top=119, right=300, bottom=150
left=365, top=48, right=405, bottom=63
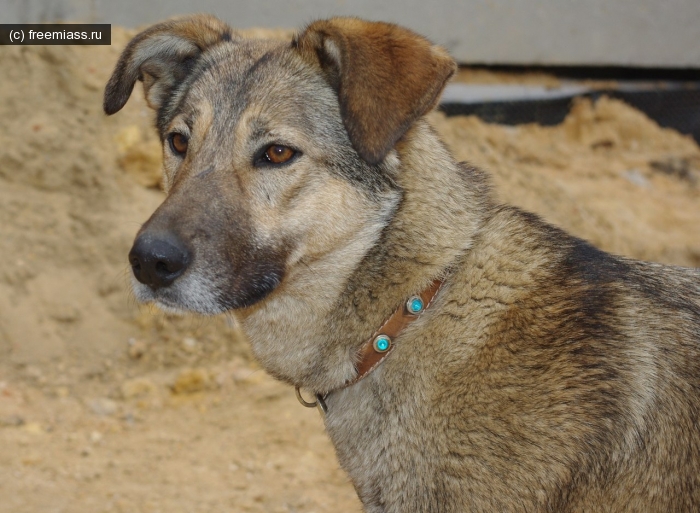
left=105, top=15, right=455, bottom=315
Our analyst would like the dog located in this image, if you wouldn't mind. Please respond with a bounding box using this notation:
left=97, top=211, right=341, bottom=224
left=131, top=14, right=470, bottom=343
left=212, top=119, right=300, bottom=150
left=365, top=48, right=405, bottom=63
left=104, top=14, right=700, bottom=512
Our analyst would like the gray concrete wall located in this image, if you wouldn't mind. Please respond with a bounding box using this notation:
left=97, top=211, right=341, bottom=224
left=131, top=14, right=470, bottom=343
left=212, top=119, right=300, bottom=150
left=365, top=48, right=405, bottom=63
left=2, top=0, right=699, bottom=68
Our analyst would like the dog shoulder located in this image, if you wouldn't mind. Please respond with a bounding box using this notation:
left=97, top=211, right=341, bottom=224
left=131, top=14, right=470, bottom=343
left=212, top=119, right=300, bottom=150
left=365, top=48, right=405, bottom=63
left=427, top=206, right=700, bottom=506
left=438, top=202, right=699, bottom=406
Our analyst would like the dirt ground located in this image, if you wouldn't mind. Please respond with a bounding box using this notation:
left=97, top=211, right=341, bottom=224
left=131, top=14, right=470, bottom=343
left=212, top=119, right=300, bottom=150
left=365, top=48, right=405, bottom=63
left=0, top=26, right=698, bottom=513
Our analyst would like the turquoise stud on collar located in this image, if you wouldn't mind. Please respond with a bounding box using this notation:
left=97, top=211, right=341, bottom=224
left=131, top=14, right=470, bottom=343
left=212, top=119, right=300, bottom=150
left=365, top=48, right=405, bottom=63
left=407, top=296, right=424, bottom=314
left=373, top=334, right=392, bottom=353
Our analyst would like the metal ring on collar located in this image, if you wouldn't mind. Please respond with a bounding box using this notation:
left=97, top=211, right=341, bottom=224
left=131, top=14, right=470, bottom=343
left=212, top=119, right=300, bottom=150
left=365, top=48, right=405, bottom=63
left=295, top=386, right=318, bottom=408
left=295, top=386, right=328, bottom=415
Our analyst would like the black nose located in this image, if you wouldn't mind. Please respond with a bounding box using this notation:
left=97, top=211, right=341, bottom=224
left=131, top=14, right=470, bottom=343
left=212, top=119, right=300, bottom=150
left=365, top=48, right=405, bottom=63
left=129, top=233, right=190, bottom=289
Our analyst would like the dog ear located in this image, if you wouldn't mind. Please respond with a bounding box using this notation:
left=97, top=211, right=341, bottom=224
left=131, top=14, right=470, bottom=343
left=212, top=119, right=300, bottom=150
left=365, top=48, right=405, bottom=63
left=104, top=14, right=235, bottom=115
left=294, top=18, right=456, bottom=165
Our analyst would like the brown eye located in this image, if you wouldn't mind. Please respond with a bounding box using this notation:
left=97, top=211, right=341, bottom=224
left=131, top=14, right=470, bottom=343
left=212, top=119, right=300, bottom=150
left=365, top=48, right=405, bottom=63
left=264, top=145, right=296, bottom=165
left=169, top=133, right=188, bottom=156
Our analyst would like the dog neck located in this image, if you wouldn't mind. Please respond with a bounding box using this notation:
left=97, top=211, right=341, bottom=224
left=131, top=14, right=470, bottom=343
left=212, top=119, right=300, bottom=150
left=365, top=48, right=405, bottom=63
left=236, top=119, right=493, bottom=393
left=296, top=274, right=447, bottom=414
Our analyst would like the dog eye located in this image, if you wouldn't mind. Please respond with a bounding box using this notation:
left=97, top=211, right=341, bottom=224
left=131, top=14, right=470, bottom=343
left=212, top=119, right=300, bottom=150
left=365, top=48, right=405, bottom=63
left=168, top=133, right=189, bottom=156
left=263, top=145, right=297, bottom=165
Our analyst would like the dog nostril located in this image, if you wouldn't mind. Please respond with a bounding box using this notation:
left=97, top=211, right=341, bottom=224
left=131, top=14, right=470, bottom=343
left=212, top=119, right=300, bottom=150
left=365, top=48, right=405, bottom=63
left=129, top=234, right=190, bottom=290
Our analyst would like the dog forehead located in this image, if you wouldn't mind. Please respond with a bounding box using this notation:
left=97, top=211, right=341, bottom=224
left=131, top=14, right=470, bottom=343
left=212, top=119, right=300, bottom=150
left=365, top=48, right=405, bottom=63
left=209, top=37, right=284, bottom=75
left=180, top=39, right=330, bottom=127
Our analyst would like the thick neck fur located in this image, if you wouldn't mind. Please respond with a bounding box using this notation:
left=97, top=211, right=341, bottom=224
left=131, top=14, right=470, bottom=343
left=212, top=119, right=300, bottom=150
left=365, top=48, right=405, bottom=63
left=237, top=119, right=493, bottom=392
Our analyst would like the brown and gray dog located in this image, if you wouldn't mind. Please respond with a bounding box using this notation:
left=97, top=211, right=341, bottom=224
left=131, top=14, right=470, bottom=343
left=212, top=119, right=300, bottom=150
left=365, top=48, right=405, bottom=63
left=104, top=14, right=700, bottom=512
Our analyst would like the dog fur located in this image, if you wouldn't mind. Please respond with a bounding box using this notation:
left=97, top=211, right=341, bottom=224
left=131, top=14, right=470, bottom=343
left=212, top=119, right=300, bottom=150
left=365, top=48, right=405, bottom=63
left=104, top=15, right=700, bottom=512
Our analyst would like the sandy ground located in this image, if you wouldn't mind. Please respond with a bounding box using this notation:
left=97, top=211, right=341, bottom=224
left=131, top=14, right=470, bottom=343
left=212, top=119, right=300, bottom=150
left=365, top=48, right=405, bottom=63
left=0, top=26, right=698, bottom=513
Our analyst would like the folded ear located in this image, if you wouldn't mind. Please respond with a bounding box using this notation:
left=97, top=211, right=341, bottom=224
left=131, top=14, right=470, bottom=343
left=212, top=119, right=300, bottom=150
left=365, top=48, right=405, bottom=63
left=294, top=18, right=456, bottom=165
left=104, top=14, right=235, bottom=115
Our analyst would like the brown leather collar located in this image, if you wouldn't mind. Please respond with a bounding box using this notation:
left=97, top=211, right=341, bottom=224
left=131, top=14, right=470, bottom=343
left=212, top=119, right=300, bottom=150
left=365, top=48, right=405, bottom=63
left=345, top=277, right=445, bottom=387
left=296, top=276, right=445, bottom=415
